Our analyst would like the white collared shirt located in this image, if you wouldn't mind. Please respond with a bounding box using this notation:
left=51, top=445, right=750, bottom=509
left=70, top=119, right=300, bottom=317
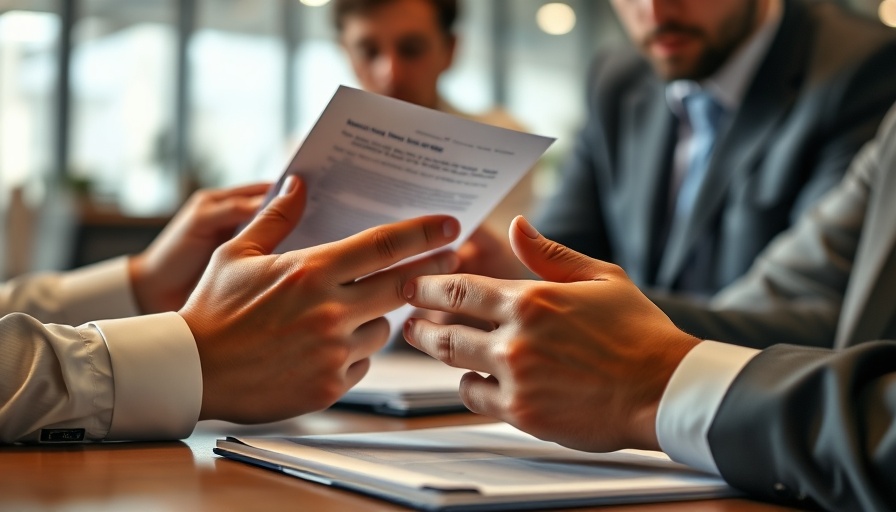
left=0, top=258, right=201, bottom=443
left=655, top=0, right=783, bottom=473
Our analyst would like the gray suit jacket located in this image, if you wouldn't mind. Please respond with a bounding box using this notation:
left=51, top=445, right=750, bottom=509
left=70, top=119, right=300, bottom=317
left=536, top=0, right=896, bottom=295
left=710, top=342, right=896, bottom=511
left=656, top=104, right=896, bottom=349
left=655, top=101, right=896, bottom=510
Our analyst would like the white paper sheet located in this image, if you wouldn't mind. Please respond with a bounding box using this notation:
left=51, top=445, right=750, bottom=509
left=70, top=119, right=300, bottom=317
left=338, top=352, right=471, bottom=414
left=216, top=423, right=736, bottom=510
left=258, top=86, right=554, bottom=337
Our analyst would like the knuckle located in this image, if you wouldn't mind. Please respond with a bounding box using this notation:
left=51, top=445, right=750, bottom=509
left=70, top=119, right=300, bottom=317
left=500, top=337, right=541, bottom=380
left=605, top=262, right=629, bottom=279
left=325, top=342, right=352, bottom=367
left=430, top=328, right=457, bottom=365
left=313, top=378, right=345, bottom=408
left=443, top=276, right=471, bottom=310
left=317, top=306, right=350, bottom=335
left=505, top=393, right=541, bottom=429
left=538, top=239, right=572, bottom=264
left=285, top=255, right=331, bottom=289
left=371, top=228, right=400, bottom=260
left=299, top=304, right=350, bottom=342
left=257, top=204, right=292, bottom=225
left=514, top=283, right=564, bottom=322
left=214, top=240, right=242, bottom=261
left=391, top=277, right=406, bottom=303
left=422, top=220, right=437, bottom=245
left=502, top=338, right=529, bottom=369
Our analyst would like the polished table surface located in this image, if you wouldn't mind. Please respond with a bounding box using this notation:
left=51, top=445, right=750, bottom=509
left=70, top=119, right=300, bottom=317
left=0, top=409, right=802, bottom=512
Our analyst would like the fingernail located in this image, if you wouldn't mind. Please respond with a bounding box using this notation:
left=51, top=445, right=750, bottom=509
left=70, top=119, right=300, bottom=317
left=443, top=219, right=459, bottom=239
left=516, top=216, right=540, bottom=239
left=278, top=175, right=297, bottom=197
left=403, top=281, right=415, bottom=300
left=403, top=318, right=415, bottom=339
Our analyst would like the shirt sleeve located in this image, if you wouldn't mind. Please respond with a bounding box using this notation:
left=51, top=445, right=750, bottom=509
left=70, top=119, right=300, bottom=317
left=0, top=311, right=200, bottom=443
left=0, top=257, right=140, bottom=325
left=655, top=340, right=760, bottom=474
left=92, top=312, right=202, bottom=441
left=59, top=257, right=140, bottom=324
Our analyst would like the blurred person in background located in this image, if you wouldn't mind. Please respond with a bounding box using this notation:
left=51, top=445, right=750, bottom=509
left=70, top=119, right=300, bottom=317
left=456, top=0, right=896, bottom=298
left=332, top=0, right=533, bottom=235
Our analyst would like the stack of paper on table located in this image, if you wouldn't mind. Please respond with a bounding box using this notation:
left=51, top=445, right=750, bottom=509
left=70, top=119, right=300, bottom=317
left=335, top=352, right=471, bottom=416
left=214, top=422, right=737, bottom=511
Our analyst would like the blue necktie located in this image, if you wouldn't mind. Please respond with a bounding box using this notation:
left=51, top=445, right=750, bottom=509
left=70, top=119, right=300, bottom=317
left=675, top=91, right=724, bottom=219
left=670, top=91, right=724, bottom=294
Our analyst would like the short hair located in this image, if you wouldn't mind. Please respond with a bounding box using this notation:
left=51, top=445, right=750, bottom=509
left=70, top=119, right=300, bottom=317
left=332, top=0, right=459, bottom=37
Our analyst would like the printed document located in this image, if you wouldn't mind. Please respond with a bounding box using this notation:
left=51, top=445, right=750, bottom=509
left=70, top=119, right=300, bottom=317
left=215, top=423, right=736, bottom=511
left=258, top=86, right=554, bottom=336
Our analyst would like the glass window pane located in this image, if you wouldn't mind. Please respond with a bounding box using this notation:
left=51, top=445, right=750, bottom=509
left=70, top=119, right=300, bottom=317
left=0, top=3, right=59, bottom=200
left=440, top=0, right=494, bottom=114
left=503, top=0, right=624, bottom=195
left=0, top=2, right=59, bottom=278
left=190, top=0, right=286, bottom=187
left=69, top=0, right=178, bottom=216
left=291, top=3, right=355, bottom=142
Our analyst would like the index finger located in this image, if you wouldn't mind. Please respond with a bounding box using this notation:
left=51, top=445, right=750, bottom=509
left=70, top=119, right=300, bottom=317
left=404, top=273, right=510, bottom=324
left=315, top=215, right=460, bottom=283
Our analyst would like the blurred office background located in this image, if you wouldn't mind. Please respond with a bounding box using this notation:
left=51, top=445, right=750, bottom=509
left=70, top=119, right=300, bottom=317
left=1, top=0, right=892, bottom=279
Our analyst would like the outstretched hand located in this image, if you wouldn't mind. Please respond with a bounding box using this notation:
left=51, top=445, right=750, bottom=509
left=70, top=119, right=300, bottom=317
left=180, top=176, right=461, bottom=424
left=129, top=183, right=270, bottom=314
left=403, top=216, right=699, bottom=452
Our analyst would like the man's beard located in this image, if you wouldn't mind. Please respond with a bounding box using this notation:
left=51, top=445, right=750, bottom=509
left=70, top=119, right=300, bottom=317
left=644, top=2, right=760, bottom=81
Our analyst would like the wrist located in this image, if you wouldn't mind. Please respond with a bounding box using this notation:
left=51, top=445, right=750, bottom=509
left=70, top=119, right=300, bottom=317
left=178, top=307, right=218, bottom=421
left=127, top=254, right=150, bottom=314
left=631, top=331, right=701, bottom=451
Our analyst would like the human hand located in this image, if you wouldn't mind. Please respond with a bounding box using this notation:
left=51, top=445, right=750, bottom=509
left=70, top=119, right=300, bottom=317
left=414, top=224, right=532, bottom=330
left=180, top=177, right=461, bottom=424
left=456, top=225, right=531, bottom=280
left=403, top=216, right=699, bottom=452
left=129, top=183, right=270, bottom=314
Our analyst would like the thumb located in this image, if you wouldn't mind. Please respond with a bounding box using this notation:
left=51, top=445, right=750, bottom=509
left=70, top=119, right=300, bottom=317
left=233, top=175, right=307, bottom=255
left=508, top=216, right=611, bottom=283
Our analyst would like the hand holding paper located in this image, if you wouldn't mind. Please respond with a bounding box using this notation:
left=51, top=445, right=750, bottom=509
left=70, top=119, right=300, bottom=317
left=256, top=86, right=554, bottom=335
left=179, top=178, right=461, bottom=424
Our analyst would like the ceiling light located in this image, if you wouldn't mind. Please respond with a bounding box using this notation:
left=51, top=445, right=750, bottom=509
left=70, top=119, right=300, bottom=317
left=536, top=3, right=576, bottom=36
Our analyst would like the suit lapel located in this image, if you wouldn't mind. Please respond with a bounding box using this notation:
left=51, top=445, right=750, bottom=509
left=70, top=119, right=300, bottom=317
left=836, top=143, right=896, bottom=347
left=617, top=79, right=675, bottom=285
left=656, top=0, right=811, bottom=289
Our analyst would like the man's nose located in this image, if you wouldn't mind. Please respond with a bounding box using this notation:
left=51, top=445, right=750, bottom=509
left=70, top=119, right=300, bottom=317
left=374, top=51, right=405, bottom=88
left=650, top=0, right=682, bottom=25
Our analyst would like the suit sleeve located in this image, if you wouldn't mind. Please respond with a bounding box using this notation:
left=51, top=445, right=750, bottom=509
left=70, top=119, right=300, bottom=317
left=786, top=39, right=896, bottom=223
left=708, top=341, right=896, bottom=511
left=652, top=108, right=891, bottom=349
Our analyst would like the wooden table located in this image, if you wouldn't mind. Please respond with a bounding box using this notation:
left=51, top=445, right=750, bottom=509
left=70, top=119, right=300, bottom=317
left=0, top=409, right=801, bottom=511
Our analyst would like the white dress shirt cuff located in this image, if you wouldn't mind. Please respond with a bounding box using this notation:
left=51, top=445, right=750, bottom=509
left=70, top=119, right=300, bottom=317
left=656, top=340, right=759, bottom=474
left=91, top=312, right=202, bottom=441
left=60, top=257, right=140, bottom=324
